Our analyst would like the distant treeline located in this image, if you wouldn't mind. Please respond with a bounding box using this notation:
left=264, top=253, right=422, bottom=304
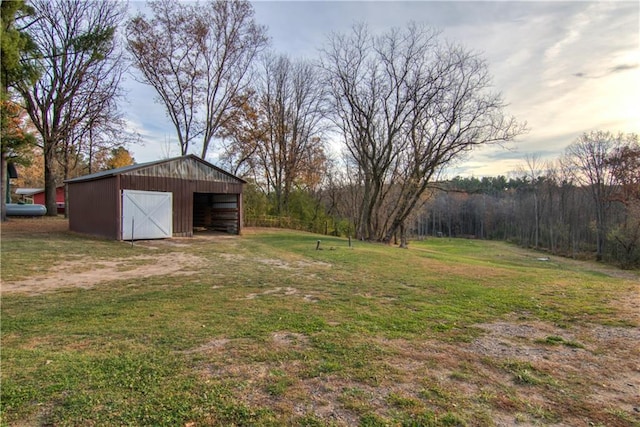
left=410, top=176, right=630, bottom=263
left=244, top=135, right=640, bottom=270
left=243, top=171, right=639, bottom=269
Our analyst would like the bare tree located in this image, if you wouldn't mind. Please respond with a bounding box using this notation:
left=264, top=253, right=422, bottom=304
left=605, top=134, right=640, bottom=267
left=56, top=59, right=134, bottom=218
left=256, top=54, right=327, bottom=214
left=516, top=154, right=544, bottom=248
left=15, top=0, right=127, bottom=215
left=321, top=23, right=525, bottom=244
left=321, top=24, right=415, bottom=241
left=81, top=110, right=141, bottom=175
left=126, top=0, right=268, bottom=158
left=217, top=54, right=327, bottom=215
left=564, top=131, right=623, bottom=261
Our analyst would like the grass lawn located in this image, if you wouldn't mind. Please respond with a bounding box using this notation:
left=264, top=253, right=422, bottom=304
left=1, top=217, right=639, bottom=426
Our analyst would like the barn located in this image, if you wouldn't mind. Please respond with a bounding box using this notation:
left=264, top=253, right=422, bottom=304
left=65, top=155, right=245, bottom=240
left=16, top=186, right=65, bottom=213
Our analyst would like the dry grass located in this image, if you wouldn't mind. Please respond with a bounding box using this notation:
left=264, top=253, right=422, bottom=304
left=1, top=218, right=639, bottom=426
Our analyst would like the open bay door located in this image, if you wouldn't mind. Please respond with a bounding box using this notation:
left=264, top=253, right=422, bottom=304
left=122, top=190, right=173, bottom=240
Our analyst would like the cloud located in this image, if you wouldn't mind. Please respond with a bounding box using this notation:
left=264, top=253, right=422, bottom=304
left=574, top=63, right=639, bottom=79
left=608, top=63, right=639, bottom=74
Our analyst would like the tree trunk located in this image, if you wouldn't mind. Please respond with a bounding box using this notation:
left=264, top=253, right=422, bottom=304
left=399, top=223, right=408, bottom=249
left=44, top=143, right=58, bottom=216
left=358, top=180, right=373, bottom=240
left=595, top=201, right=606, bottom=261
left=534, top=192, right=539, bottom=248
left=1, top=151, right=7, bottom=222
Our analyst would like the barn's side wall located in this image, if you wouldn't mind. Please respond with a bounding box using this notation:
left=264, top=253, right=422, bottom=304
left=120, top=175, right=243, bottom=237
left=33, top=187, right=65, bottom=214
left=67, top=177, right=120, bottom=239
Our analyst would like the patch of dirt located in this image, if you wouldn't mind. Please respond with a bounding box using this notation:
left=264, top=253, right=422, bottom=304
left=271, top=331, right=310, bottom=349
left=471, top=319, right=640, bottom=402
left=1, top=252, right=205, bottom=295
left=182, top=338, right=230, bottom=354
left=187, top=316, right=640, bottom=426
left=218, top=253, right=331, bottom=270
left=240, top=286, right=320, bottom=303
left=244, top=286, right=299, bottom=300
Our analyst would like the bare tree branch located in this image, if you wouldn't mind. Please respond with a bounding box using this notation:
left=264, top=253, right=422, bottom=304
left=126, top=0, right=268, bottom=158
left=321, top=23, right=526, bottom=243
left=15, top=0, right=127, bottom=215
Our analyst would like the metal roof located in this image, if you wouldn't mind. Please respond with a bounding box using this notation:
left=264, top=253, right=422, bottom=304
left=64, top=155, right=246, bottom=184
left=15, top=188, right=44, bottom=195
left=15, top=186, right=64, bottom=195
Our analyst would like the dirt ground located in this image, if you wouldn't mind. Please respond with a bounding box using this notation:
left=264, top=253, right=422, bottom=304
left=2, top=217, right=639, bottom=426
left=0, top=217, right=208, bottom=294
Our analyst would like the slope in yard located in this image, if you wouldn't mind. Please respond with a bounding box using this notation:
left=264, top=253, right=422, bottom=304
left=1, top=218, right=639, bottom=426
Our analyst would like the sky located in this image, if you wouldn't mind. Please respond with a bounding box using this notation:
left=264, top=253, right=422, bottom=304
left=122, top=1, right=640, bottom=178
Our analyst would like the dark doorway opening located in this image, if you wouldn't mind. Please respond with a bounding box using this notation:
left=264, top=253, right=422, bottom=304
left=193, top=193, right=240, bottom=234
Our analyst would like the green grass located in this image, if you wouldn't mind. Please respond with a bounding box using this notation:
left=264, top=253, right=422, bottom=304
left=535, top=335, right=585, bottom=348
left=1, top=223, right=638, bottom=426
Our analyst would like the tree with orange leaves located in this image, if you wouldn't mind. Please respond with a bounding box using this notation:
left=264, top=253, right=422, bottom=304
left=1, top=0, right=39, bottom=221
left=106, top=147, right=135, bottom=170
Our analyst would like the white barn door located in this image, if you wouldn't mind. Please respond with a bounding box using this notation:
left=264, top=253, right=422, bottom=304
left=122, top=190, right=173, bottom=240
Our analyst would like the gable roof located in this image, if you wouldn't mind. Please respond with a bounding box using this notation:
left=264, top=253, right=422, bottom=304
left=16, top=188, right=44, bottom=196
left=16, top=186, right=64, bottom=195
left=65, top=155, right=246, bottom=185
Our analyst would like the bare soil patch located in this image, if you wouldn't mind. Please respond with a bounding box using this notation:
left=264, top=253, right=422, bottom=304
left=1, top=218, right=236, bottom=295
left=188, top=318, right=640, bottom=426
left=1, top=252, right=205, bottom=295
left=470, top=318, right=640, bottom=419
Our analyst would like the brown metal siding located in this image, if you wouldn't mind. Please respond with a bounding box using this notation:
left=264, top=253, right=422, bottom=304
left=68, top=177, right=120, bottom=239
left=237, top=192, right=243, bottom=234
left=119, top=176, right=243, bottom=237
left=67, top=156, right=243, bottom=240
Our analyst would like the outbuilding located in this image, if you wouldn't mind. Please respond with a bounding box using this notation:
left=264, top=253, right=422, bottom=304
left=65, top=155, right=245, bottom=240
left=16, top=186, right=65, bottom=214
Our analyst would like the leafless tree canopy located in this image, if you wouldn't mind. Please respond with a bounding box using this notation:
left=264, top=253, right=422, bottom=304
left=563, top=131, right=634, bottom=260
left=126, top=0, right=269, bottom=158
left=217, top=53, right=328, bottom=215
left=256, top=54, right=327, bottom=214
left=321, top=23, right=526, bottom=244
left=15, top=0, right=127, bottom=215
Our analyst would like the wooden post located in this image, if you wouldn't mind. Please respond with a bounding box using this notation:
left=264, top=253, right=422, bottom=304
left=316, top=240, right=321, bottom=250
